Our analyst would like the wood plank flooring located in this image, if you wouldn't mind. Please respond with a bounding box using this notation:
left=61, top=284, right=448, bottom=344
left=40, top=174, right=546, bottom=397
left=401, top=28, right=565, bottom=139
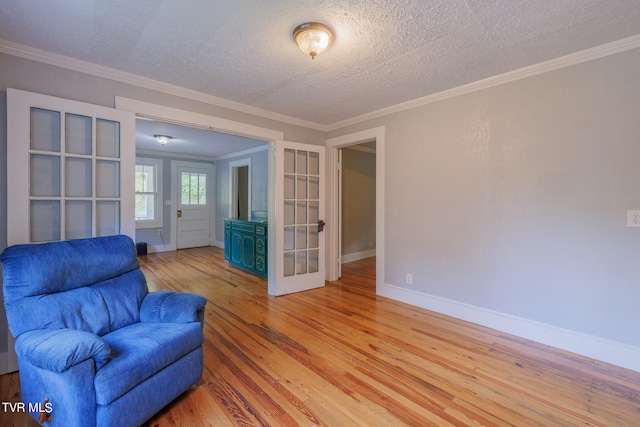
left=2, top=246, right=640, bottom=426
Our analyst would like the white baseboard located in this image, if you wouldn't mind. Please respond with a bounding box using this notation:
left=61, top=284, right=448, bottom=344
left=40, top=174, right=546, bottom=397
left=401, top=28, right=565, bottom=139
left=341, top=249, right=376, bottom=264
left=211, top=240, right=224, bottom=249
left=379, top=283, right=640, bottom=373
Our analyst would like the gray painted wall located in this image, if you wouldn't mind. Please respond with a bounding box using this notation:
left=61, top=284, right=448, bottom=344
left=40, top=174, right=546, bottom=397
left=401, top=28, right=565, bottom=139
left=329, top=48, right=640, bottom=347
left=214, top=148, right=269, bottom=243
left=341, top=146, right=376, bottom=258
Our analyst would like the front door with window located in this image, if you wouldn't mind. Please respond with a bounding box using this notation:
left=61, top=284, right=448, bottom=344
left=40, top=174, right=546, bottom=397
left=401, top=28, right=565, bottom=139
left=177, top=163, right=212, bottom=249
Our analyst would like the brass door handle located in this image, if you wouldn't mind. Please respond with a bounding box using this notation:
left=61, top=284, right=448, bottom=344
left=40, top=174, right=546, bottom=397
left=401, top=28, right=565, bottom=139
left=317, top=219, right=325, bottom=232
left=177, top=210, right=182, bottom=218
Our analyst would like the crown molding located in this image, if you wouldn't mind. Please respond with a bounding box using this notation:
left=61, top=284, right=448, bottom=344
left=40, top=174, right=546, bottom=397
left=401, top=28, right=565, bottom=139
left=326, top=34, right=640, bottom=131
left=0, top=38, right=326, bottom=131
left=2, top=34, right=639, bottom=134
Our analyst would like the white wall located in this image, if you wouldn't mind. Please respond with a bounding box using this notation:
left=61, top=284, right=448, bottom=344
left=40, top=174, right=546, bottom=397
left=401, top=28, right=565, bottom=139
left=328, top=47, right=640, bottom=365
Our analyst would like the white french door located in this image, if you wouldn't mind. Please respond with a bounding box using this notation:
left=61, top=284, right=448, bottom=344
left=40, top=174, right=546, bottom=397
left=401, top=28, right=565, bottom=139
left=270, top=140, right=325, bottom=296
left=6, top=88, right=136, bottom=244
left=4, top=88, right=135, bottom=374
left=175, top=162, right=213, bottom=249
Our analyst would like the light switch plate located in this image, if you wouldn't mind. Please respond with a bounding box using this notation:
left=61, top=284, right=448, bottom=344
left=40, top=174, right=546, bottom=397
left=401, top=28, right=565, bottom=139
left=627, top=210, right=640, bottom=227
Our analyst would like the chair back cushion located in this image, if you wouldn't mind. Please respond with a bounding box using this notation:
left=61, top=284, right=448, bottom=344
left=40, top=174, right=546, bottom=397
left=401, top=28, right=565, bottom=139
left=1, top=235, right=146, bottom=337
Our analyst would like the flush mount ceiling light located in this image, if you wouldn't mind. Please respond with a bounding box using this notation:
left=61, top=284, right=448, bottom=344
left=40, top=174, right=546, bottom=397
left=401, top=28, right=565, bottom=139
left=154, top=135, right=172, bottom=145
left=293, top=22, right=334, bottom=59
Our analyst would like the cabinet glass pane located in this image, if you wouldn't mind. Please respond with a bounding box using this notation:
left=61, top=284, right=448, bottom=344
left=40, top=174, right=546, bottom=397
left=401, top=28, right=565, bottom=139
left=96, top=119, right=120, bottom=158
left=284, top=148, right=295, bottom=174
left=65, top=157, right=92, bottom=197
left=65, top=201, right=92, bottom=240
left=296, top=176, right=307, bottom=199
left=284, top=200, right=295, bottom=225
left=296, top=251, right=307, bottom=274
left=30, top=108, right=60, bottom=152
left=284, top=175, right=295, bottom=199
left=96, top=201, right=120, bottom=236
left=30, top=154, right=61, bottom=197
left=308, top=249, right=319, bottom=273
left=30, top=200, right=60, bottom=242
left=296, top=150, right=307, bottom=174
left=309, top=152, right=319, bottom=175
left=284, top=252, right=295, bottom=277
left=65, top=113, right=92, bottom=155
left=96, top=160, right=120, bottom=197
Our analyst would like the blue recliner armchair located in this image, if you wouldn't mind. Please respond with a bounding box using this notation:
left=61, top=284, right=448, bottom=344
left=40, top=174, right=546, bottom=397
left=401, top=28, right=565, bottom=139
left=1, top=235, right=207, bottom=427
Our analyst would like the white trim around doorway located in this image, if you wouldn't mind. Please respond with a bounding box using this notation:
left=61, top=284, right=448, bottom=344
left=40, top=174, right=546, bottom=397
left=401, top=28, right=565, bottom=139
left=326, top=127, right=385, bottom=294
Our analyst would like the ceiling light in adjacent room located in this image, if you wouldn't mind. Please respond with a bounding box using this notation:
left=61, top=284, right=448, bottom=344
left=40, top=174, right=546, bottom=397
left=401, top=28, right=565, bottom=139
left=154, top=135, right=172, bottom=145
left=293, top=22, right=334, bottom=59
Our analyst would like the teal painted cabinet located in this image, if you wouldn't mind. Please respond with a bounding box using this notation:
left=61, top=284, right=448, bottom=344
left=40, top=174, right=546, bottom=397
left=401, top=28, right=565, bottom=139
left=224, top=218, right=267, bottom=278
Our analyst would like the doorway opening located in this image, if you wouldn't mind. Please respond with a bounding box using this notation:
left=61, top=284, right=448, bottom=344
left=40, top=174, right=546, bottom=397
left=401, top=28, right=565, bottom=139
left=229, top=158, right=252, bottom=219
left=339, top=141, right=377, bottom=274
left=326, top=127, right=385, bottom=294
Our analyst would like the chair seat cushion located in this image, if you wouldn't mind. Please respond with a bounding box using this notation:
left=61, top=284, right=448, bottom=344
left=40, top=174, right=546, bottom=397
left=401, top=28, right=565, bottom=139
left=94, top=322, right=203, bottom=405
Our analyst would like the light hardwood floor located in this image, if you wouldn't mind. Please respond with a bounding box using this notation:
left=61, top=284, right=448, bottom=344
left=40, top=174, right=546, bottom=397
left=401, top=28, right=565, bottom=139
left=2, top=246, right=639, bottom=426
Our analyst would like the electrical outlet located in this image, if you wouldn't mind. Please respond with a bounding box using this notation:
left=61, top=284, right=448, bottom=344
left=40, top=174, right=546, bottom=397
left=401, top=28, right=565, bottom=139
left=405, top=273, right=413, bottom=285
left=628, top=210, right=640, bottom=227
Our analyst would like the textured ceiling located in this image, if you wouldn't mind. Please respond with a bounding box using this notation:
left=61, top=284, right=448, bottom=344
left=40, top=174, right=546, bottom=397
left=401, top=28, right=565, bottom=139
left=1, top=0, right=640, bottom=128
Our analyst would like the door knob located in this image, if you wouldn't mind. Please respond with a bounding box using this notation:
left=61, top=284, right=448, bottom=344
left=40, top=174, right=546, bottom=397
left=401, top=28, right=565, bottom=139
left=317, top=219, right=326, bottom=232
left=177, top=210, right=182, bottom=218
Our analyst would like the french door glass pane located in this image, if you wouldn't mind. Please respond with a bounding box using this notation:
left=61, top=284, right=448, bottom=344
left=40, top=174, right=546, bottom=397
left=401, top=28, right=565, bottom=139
left=309, top=152, right=319, bottom=175
left=308, top=250, right=319, bottom=273
left=96, top=119, right=120, bottom=158
left=30, top=200, right=60, bottom=242
left=284, top=148, right=295, bottom=174
left=96, top=201, right=120, bottom=236
left=30, top=108, right=60, bottom=152
left=65, top=113, right=92, bottom=155
left=30, top=154, right=61, bottom=197
left=284, top=175, right=295, bottom=199
left=284, top=252, right=295, bottom=277
left=65, top=201, right=92, bottom=240
left=65, top=157, right=92, bottom=197
left=284, top=200, right=295, bottom=225
left=96, top=160, right=120, bottom=198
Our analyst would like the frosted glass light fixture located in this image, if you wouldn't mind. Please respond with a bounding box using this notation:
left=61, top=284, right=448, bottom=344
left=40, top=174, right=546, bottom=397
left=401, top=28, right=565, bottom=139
left=293, top=22, right=334, bottom=59
left=154, top=135, right=172, bottom=145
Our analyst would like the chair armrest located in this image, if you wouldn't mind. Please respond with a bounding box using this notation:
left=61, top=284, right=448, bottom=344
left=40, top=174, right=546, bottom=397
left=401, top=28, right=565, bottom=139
left=15, top=329, right=111, bottom=372
left=140, top=290, right=207, bottom=324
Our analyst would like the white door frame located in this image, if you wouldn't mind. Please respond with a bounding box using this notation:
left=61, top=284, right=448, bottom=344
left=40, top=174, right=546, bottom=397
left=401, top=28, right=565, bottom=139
left=326, top=127, right=385, bottom=293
